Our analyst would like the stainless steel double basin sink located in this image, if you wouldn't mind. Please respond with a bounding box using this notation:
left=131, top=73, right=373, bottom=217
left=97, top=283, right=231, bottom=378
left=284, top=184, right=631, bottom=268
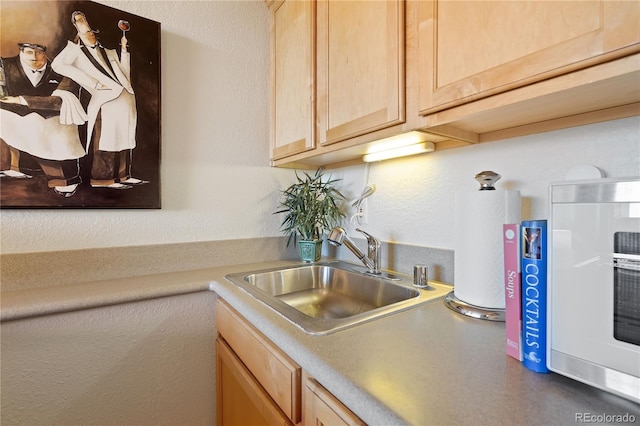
left=224, top=261, right=451, bottom=335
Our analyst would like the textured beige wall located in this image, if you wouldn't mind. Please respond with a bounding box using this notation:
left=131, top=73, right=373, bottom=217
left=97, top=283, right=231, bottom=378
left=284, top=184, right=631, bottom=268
left=329, top=116, right=640, bottom=250
left=2, top=1, right=637, bottom=262
left=0, top=0, right=294, bottom=254
left=1, top=292, right=217, bottom=425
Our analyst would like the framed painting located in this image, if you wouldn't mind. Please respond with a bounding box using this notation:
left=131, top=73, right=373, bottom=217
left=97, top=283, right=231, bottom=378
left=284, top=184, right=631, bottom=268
left=0, top=0, right=161, bottom=208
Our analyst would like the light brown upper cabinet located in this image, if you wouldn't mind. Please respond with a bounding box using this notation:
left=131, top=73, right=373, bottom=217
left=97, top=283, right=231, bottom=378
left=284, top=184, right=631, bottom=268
left=270, top=0, right=316, bottom=160
left=416, top=0, right=640, bottom=143
left=268, top=0, right=639, bottom=168
left=316, top=0, right=405, bottom=146
left=418, top=0, right=640, bottom=114
left=269, top=0, right=414, bottom=168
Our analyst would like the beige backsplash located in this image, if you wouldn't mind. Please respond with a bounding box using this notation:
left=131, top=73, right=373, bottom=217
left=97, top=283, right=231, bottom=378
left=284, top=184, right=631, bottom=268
left=0, top=237, right=297, bottom=291
left=325, top=237, right=454, bottom=284
left=1, top=237, right=454, bottom=292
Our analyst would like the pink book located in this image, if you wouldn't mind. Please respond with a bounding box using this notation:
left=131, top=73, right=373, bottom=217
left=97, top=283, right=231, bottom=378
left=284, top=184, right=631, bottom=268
left=503, top=224, right=522, bottom=360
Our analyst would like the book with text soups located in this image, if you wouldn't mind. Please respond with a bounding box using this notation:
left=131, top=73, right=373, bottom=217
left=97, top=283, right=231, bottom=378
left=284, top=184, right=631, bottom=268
left=503, top=223, right=522, bottom=361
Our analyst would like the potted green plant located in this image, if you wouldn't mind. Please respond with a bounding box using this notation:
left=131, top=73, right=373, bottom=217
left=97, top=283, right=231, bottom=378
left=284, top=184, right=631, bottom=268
left=275, top=167, right=346, bottom=262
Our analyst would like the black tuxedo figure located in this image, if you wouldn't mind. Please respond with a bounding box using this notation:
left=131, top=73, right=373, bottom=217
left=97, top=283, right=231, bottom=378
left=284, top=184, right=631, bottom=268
left=0, top=49, right=85, bottom=195
left=1, top=55, right=71, bottom=118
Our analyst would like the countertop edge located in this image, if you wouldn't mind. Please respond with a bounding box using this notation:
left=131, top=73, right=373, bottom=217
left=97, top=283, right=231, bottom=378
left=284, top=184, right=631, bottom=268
left=0, top=260, right=297, bottom=322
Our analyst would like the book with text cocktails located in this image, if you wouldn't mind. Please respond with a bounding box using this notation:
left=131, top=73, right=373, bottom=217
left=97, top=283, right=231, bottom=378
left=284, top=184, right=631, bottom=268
left=521, top=220, right=549, bottom=373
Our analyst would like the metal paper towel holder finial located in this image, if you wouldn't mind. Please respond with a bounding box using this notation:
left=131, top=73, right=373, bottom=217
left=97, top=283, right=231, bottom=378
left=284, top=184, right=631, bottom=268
left=475, top=171, right=501, bottom=190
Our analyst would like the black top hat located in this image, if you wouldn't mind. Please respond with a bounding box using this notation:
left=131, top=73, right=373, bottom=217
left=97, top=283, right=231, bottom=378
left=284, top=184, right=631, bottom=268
left=18, top=42, right=47, bottom=52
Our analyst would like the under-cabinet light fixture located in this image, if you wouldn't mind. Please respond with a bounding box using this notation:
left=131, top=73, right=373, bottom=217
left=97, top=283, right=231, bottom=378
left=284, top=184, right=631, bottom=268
left=363, top=142, right=434, bottom=162
left=362, top=131, right=436, bottom=163
left=362, top=132, right=435, bottom=162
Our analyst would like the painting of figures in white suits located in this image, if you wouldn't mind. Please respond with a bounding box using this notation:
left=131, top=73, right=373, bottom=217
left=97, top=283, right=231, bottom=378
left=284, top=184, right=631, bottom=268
left=0, top=0, right=161, bottom=208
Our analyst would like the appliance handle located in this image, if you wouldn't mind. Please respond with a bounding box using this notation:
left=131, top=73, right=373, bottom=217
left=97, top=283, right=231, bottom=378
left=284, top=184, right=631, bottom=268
left=613, top=253, right=640, bottom=272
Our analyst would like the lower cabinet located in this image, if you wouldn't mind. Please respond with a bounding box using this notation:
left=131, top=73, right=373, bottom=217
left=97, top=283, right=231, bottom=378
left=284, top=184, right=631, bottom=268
left=215, top=298, right=365, bottom=426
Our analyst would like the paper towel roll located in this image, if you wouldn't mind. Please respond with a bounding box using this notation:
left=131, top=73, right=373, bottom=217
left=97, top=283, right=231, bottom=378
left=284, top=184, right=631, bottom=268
left=454, top=190, right=521, bottom=309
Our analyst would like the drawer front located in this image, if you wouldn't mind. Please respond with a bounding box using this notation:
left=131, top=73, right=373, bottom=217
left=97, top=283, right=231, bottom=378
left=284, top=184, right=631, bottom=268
left=216, top=338, right=292, bottom=426
left=216, top=299, right=301, bottom=423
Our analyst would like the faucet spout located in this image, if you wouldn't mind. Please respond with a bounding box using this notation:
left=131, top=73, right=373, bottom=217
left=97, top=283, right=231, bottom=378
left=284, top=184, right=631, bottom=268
left=328, top=227, right=380, bottom=274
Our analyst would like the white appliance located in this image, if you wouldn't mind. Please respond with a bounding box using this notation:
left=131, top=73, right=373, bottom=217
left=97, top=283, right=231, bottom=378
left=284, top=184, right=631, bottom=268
left=549, top=177, right=640, bottom=403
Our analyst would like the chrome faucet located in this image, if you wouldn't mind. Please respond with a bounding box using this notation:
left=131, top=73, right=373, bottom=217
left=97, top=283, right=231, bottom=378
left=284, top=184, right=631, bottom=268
left=327, top=227, right=381, bottom=274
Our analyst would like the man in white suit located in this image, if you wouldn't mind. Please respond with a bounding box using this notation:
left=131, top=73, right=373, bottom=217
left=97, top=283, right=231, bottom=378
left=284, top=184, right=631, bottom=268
left=52, top=11, right=146, bottom=189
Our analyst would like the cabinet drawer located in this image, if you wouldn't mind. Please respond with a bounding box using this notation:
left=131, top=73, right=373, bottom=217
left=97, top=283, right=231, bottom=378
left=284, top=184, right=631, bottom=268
left=216, top=338, right=292, bottom=426
left=216, top=299, right=301, bottom=423
left=304, top=375, right=365, bottom=426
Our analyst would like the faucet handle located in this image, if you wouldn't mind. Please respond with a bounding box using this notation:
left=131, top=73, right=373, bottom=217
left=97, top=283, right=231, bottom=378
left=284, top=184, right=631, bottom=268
left=355, top=228, right=379, bottom=244
left=355, top=228, right=381, bottom=274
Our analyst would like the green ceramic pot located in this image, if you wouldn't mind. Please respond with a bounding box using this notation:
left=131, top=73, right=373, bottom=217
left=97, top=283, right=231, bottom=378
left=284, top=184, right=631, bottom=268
left=298, top=240, right=322, bottom=262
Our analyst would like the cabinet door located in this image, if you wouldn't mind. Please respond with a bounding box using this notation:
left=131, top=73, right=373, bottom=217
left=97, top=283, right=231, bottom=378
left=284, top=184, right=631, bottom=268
left=271, top=0, right=316, bottom=160
left=317, top=0, right=405, bottom=146
left=418, top=0, right=640, bottom=114
left=216, top=338, right=292, bottom=426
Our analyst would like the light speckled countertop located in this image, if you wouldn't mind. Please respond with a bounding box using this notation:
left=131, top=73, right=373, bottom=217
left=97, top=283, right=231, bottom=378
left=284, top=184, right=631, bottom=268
left=211, top=261, right=640, bottom=426
left=3, top=258, right=639, bottom=425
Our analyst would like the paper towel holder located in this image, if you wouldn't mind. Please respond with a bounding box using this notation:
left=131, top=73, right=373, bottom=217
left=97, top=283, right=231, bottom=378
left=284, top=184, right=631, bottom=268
left=444, top=292, right=505, bottom=321
left=447, top=170, right=511, bottom=322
